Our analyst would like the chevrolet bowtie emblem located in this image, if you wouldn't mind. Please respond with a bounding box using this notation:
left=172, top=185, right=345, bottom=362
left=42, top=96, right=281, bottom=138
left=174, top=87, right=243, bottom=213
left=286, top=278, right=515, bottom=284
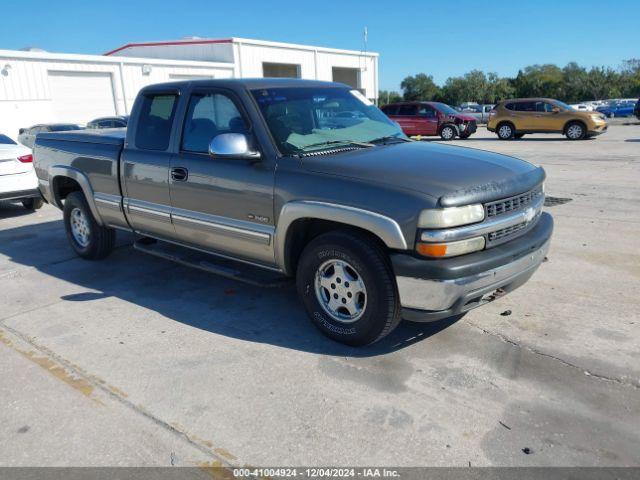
left=524, top=207, right=536, bottom=223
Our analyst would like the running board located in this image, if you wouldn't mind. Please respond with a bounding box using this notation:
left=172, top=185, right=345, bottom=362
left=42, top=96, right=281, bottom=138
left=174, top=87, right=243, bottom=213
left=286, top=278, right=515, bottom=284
left=133, top=239, right=291, bottom=288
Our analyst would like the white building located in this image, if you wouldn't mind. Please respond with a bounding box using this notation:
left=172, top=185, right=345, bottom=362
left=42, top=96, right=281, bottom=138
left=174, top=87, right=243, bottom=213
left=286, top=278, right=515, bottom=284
left=0, top=37, right=378, bottom=139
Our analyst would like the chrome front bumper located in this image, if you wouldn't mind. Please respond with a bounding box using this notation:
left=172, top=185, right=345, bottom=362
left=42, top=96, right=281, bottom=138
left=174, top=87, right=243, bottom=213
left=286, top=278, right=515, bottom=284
left=396, top=238, right=550, bottom=322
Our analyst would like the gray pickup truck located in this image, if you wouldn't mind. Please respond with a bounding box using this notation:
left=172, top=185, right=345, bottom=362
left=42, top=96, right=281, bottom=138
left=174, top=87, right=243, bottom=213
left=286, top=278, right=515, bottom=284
left=33, top=79, right=553, bottom=346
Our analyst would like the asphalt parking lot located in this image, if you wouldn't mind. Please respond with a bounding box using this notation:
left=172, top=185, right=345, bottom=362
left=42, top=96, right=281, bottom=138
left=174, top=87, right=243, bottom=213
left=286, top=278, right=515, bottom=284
left=1, top=124, right=639, bottom=468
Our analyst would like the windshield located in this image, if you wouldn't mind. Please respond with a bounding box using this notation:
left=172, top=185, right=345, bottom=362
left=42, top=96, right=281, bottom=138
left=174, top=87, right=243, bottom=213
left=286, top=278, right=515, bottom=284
left=0, top=134, right=17, bottom=145
left=554, top=100, right=575, bottom=111
left=251, top=87, right=404, bottom=155
left=432, top=102, right=460, bottom=115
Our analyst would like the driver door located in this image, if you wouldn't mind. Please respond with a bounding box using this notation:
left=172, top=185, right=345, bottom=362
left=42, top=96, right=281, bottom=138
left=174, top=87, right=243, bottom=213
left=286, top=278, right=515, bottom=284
left=169, top=88, right=276, bottom=266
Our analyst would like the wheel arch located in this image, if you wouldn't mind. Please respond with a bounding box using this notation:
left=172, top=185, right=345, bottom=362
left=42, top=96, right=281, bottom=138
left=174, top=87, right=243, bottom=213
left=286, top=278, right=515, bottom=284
left=438, top=123, right=459, bottom=135
left=49, top=166, right=104, bottom=225
left=275, top=201, right=408, bottom=275
left=563, top=118, right=587, bottom=134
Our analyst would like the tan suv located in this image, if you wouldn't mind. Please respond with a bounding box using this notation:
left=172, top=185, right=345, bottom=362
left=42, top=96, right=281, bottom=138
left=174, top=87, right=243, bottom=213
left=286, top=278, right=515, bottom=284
left=487, top=98, right=608, bottom=140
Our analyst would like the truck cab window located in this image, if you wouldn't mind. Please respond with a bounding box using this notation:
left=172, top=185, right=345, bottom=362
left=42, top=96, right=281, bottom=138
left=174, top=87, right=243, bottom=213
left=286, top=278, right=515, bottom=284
left=181, top=92, right=248, bottom=153
left=135, top=94, right=178, bottom=151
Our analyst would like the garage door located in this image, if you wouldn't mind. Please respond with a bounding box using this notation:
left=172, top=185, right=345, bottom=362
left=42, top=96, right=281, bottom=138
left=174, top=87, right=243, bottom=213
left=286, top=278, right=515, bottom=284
left=48, top=71, right=116, bottom=124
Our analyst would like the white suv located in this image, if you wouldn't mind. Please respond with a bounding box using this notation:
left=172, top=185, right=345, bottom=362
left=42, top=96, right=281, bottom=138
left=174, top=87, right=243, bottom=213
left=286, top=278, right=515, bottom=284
left=0, top=134, right=43, bottom=210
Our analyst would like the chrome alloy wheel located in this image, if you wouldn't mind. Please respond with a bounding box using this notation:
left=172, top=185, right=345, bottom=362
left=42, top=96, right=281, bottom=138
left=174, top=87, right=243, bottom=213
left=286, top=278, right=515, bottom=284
left=567, top=124, right=584, bottom=139
left=70, top=207, right=90, bottom=247
left=441, top=126, right=455, bottom=140
left=314, top=259, right=367, bottom=323
left=498, top=124, right=513, bottom=139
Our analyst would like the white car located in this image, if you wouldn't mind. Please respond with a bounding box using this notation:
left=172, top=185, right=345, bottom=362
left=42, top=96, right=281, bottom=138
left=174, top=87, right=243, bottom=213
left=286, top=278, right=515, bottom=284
left=570, top=103, right=594, bottom=112
left=0, top=134, right=43, bottom=210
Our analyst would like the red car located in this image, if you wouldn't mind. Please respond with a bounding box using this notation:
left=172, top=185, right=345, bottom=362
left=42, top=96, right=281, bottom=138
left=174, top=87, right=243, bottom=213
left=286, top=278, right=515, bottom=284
left=381, top=101, right=477, bottom=140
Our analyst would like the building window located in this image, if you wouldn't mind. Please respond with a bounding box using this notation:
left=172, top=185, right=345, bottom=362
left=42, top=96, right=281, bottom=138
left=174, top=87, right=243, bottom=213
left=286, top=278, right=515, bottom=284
left=262, top=62, right=301, bottom=78
left=332, top=67, right=360, bottom=89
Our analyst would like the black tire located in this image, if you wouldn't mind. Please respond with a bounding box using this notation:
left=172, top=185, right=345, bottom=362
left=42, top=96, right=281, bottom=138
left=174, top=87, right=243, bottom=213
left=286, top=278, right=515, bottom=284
left=22, top=197, right=44, bottom=210
left=497, top=122, right=515, bottom=140
left=63, top=191, right=115, bottom=260
left=440, top=125, right=457, bottom=141
left=565, top=121, right=587, bottom=140
left=514, top=133, right=525, bottom=139
left=296, top=230, right=401, bottom=346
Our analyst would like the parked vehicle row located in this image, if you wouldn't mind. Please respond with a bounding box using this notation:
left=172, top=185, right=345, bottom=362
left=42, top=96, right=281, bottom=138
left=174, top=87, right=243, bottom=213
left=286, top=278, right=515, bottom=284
left=0, top=133, right=43, bottom=210
left=17, top=116, right=129, bottom=148
left=378, top=97, right=609, bottom=141
left=596, top=101, right=636, bottom=118
left=381, top=102, right=477, bottom=140
left=487, top=98, right=608, bottom=140
left=32, top=78, right=552, bottom=346
left=18, top=123, right=83, bottom=149
left=457, top=104, right=494, bottom=124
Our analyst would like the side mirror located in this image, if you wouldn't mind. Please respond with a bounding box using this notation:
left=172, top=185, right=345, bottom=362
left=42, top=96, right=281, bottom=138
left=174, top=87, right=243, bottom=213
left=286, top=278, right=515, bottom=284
left=208, top=133, right=261, bottom=160
left=552, top=107, right=560, bottom=114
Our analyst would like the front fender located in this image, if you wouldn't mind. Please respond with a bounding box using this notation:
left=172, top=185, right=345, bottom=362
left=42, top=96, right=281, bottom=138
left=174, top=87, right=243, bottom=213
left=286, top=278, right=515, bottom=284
left=274, top=201, right=408, bottom=274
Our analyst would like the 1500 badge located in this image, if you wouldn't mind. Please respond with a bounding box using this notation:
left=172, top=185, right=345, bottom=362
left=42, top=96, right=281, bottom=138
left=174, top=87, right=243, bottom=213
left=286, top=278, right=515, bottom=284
left=247, top=213, right=270, bottom=223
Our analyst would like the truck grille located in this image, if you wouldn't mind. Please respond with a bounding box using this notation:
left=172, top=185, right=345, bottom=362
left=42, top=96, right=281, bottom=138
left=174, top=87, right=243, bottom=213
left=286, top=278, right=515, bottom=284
left=486, top=186, right=543, bottom=218
left=488, top=222, right=527, bottom=242
left=484, top=185, right=544, bottom=247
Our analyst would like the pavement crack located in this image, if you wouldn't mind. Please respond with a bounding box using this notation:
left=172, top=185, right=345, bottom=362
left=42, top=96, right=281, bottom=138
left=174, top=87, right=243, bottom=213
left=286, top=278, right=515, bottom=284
left=464, top=319, right=639, bottom=390
left=0, top=323, right=237, bottom=467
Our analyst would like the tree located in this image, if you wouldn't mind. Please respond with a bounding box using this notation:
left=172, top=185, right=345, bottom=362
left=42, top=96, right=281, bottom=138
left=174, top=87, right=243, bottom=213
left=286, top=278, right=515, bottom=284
left=378, top=90, right=402, bottom=106
left=400, top=74, right=440, bottom=101
left=512, top=64, right=564, bottom=99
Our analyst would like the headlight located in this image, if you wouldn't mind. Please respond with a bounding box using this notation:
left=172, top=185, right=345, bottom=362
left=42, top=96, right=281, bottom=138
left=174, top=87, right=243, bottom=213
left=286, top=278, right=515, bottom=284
left=416, top=236, right=485, bottom=258
left=418, top=204, right=485, bottom=229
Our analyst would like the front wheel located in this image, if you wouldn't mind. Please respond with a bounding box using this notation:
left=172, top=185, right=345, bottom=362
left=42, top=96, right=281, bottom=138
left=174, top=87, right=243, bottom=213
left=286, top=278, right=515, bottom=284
left=22, top=197, right=44, bottom=210
left=565, top=121, right=586, bottom=140
left=440, top=125, right=457, bottom=141
left=497, top=123, right=515, bottom=140
left=296, top=230, right=401, bottom=346
left=63, top=191, right=116, bottom=260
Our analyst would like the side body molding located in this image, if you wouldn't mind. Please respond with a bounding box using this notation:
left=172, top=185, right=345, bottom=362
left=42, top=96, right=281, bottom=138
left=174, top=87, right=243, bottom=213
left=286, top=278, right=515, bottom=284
left=48, top=165, right=105, bottom=225
left=275, top=201, right=409, bottom=274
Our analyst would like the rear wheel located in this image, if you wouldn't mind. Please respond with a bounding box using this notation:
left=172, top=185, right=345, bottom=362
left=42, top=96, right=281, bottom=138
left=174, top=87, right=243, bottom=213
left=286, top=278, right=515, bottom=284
left=296, top=230, right=401, bottom=346
left=22, top=197, right=43, bottom=210
left=440, top=125, right=456, bottom=141
left=497, top=123, right=515, bottom=140
left=63, top=191, right=115, bottom=260
left=565, top=121, right=586, bottom=140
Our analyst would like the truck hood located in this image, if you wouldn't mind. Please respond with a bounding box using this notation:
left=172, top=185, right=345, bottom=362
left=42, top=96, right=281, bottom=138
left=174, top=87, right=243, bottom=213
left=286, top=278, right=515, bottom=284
left=302, top=141, right=545, bottom=207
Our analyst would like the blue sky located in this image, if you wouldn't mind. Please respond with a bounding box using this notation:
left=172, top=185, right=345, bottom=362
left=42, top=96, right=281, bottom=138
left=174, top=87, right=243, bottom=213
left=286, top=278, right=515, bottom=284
left=1, top=0, right=638, bottom=90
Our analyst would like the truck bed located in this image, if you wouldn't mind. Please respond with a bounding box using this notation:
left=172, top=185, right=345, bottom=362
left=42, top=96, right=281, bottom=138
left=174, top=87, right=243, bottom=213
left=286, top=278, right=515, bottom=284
left=34, top=129, right=128, bottom=230
left=38, top=128, right=126, bottom=146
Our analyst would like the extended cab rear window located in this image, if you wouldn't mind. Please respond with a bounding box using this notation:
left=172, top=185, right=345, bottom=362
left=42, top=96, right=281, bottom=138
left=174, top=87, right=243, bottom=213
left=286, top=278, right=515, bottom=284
left=135, top=94, right=178, bottom=151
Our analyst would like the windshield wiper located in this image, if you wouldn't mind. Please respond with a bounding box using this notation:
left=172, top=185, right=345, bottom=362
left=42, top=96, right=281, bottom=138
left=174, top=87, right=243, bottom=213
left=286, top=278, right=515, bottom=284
left=300, top=139, right=374, bottom=151
left=370, top=135, right=412, bottom=145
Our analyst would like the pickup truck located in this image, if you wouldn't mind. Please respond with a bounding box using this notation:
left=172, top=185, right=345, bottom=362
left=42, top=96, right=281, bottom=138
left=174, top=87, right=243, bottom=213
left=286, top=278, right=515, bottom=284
left=33, top=79, right=553, bottom=346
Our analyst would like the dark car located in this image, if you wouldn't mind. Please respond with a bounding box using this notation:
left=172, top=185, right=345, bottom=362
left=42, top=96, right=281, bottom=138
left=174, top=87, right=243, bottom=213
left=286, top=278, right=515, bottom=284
left=381, top=101, right=477, bottom=140
left=86, top=116, right=129, bottom=129
left=596, top=102, right=635, bottom=118
left=634, top=99, right=640, bottom=120
left=17, top=123, right=83, bottom=149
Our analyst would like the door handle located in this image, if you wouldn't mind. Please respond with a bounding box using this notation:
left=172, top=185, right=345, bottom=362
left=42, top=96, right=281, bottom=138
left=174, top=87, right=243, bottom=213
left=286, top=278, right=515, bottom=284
left=171, top=167, right=188, bottom=182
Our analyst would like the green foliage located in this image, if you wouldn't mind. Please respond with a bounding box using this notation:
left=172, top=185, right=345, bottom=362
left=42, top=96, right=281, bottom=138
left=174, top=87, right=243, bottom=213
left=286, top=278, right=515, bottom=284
left=378, top=90, right=403, bottom=106
left=400, top=74, right=440, bottom=101
left=393, top=59, right=640, bottom=106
